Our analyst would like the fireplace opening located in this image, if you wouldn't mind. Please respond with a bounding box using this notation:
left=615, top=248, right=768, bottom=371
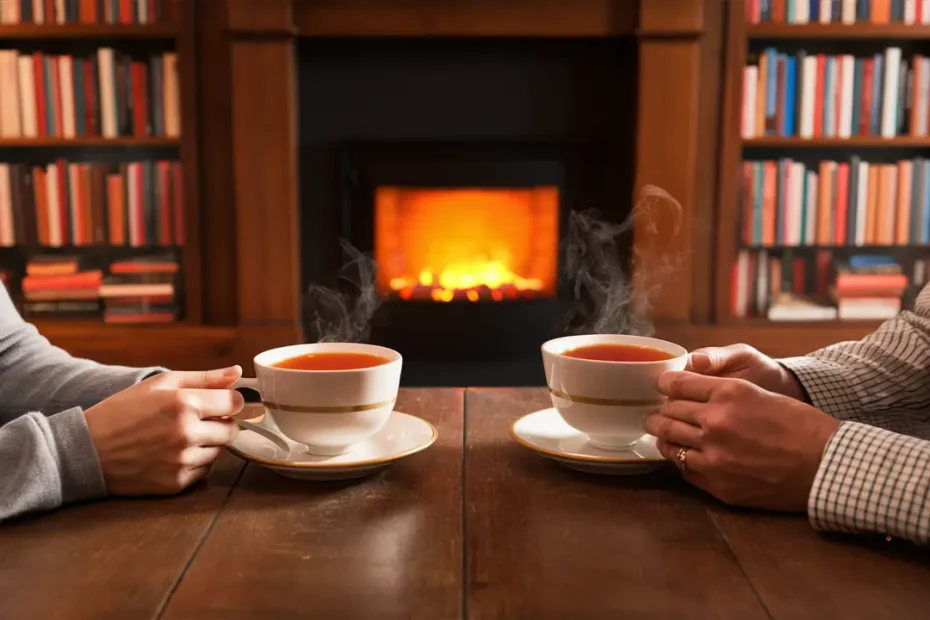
left=374, top=186, right=559, bottom=302
left=297, top=37, right=637, bottom=385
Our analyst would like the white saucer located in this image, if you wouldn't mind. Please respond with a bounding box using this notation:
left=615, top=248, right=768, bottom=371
left=509, top=408, right=667, bottom=475
left=227, top=411, right=438, bottom=480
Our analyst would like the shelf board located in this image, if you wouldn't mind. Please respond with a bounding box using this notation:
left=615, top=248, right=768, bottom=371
left=0, top=137, right=179, bottom=147
left=743, top=136, right=930, bottom=147
left=0, top=24, right=177, bottom=39
left=740, top=244, right=930, bottom=250
left=747, top=23, right=930, bottom=39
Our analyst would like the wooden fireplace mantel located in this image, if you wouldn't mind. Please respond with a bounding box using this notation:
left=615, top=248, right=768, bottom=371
left=165, top=0, right=748, bottom=364
left=212, top=0, right=722, bottom=338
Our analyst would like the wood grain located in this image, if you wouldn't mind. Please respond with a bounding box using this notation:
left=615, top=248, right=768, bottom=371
left=0, top=453, right=243, bottom=620
left=748, top=23, right=930, bottom=39
left=464, top=388, right=768, bottom=619
left=290, top=0, right=635, bottom=38
left=634, top=36, right=701, bottom=322
left=161, top=388, right=464, bottom=619
left=713, top=0, right=747, bottom=323
left=710, top=509, right=930, bottom=618
left=229, top=38, right=301, bottom=326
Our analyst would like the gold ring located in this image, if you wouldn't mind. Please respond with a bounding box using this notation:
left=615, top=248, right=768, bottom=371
left=675, top=446, right=688, bottom=472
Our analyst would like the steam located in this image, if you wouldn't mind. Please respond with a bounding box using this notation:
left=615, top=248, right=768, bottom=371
left=562, top=185, right=684, bottom=336
left=303, top=239, right=380, bottom=343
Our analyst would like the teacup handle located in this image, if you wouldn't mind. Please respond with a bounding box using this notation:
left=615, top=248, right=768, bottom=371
left=231, top=377, right=263, bottom=419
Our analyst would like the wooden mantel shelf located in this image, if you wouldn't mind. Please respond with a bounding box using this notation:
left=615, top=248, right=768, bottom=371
left=227, top=0, right=641, bottom=38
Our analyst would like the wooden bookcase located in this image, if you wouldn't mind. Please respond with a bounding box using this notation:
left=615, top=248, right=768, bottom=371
left=0, top=3, right=219, bottom=367
left=713, top=1, right=930, bottom=354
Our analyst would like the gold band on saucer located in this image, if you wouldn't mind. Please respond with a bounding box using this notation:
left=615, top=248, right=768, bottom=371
left=548, top=388, right=664, bottom=408
left=262, top=398, right=396, bottom=414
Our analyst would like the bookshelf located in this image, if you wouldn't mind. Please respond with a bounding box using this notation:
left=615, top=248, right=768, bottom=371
left=0, top=0, right=203, bottom=342
left=716, top=1, right=930, bottom=342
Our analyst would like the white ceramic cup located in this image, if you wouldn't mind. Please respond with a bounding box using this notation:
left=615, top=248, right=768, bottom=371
left=233, top=342, right=402, bottom=456
left=541, top=334, right=687, bottom=450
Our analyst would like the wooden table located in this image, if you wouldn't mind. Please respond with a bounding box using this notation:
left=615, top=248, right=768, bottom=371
left=1, top=388, right=927, bottom=619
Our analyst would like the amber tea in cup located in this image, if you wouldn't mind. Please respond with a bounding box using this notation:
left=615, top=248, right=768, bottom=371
left=233, top=343, right=402, bottom=455
left=273, top=352, right=390, bottom=371
left=562, top=343, right=675, bottom=363
left=542, top=335, right=687, bottom=450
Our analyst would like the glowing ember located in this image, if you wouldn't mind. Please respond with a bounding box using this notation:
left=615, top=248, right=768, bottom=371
left=388, top=259, right=544, bottom=302
left=374, top=187, right=559, bottom=302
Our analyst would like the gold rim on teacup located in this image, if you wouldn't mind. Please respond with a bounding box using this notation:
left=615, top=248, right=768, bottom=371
left=261, top=398, right=397, bottom=414
left=509, top=412, right=668, bottom=465
left=547, top=388, right=665, bottom=408
left=229, top=415, right=439, bottom=469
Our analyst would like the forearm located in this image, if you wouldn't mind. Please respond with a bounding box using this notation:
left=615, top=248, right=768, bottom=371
left=0, top=320, right=163, bottom=421
left=809, top=421, right=930, bottom=545
left=779, top=307, right=930, bottom=431
left=0, top=409, right=107, bottom=522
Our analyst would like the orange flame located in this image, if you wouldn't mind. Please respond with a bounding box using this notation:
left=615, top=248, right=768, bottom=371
left=375, top=187, right=559, bottom=302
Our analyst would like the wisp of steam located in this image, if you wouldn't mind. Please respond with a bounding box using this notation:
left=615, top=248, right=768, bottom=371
left=303, top=239, right=380, bottom=343
left=562, top=185, right=684, bottom=336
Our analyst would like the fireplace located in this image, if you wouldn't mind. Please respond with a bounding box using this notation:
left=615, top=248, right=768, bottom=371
left=298, top=38, right=637, bottom=385
left=375, top=187, right=559, bottom=303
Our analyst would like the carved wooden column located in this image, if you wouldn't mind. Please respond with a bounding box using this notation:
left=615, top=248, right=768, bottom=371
left=635, top=0, right=722, bottom=325
left=225, top=0, right=302, bottom=341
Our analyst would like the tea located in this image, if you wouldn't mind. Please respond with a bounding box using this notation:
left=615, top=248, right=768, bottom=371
left=563, top=343, right=674, bottom=362
left=272, top=352, right=390, bottom=371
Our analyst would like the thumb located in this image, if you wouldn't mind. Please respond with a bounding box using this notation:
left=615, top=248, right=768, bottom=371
left=686, top=349, right=723, bottom=374
left=160, top=365, right=243, bottom=389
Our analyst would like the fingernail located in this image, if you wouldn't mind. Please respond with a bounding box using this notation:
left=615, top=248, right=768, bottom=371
left=690, top=352, right=710, bottom=370
left=223, top=365, right=241, bottom=377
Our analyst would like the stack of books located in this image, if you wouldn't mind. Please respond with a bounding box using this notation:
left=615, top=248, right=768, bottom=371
left=100, top=254, right=177, bottom=323
left=833, top=255, right=908, bottom=319
left=21, top=255, right=101, bottom=319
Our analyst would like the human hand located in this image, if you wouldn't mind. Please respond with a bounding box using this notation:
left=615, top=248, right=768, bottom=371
left=644, top=370, right=840, bottom=512
left=84, top=366, right=246, bottom=496
left=687, top=343, right=806, bottom=400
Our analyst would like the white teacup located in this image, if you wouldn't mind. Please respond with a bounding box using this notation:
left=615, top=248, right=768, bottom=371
left=233, top=343, right=402, bottom=456
left=541, top=334, right=687, bottom=450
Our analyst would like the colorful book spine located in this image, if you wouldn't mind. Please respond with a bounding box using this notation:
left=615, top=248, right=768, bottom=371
left=0, top=159, right=183, bottom=247
left=747, top=0, right=928, bottom=23
left=741, top=47, right=930, bottom=138
left=0, top=0, right=176, bottom=24
left=0, top=49, right=180, bottom=139
left=741, top=157, right=930, bottom=247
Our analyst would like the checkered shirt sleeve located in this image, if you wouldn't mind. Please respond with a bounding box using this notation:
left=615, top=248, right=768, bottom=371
left=778, top=284, right=930, bottom=544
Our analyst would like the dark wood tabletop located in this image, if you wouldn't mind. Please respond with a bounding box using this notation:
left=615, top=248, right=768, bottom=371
left=1, top=387, right=927, bottom=619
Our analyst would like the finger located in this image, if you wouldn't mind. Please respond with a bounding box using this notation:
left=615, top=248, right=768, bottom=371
left=658, top=370, right=724, bottom=402
left=687, top=344, right=756, bottom=375
left=657, top=398, right=704, bottom=425
left=644, top=413, right=703, bottom=449
left=158, top=366, right=243, bottom=390
left=178, top=464, right=212, bottom=489
left=686, top=348, right=723, bottom=374
left=179, top=446, right=222, bottom=469
left=655, top=438, right=708, bottom=473
left=182, top=388, right=246, bottom=419
left=188, top=418, right=239, bottom=446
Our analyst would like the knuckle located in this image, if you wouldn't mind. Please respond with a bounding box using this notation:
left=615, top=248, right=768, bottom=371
left=733, top=343, right=757, bottom=355
left=175, top=420, right=198, bottom=446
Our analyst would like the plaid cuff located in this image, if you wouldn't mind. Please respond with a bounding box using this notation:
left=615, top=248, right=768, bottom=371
left=779, top=356, right=861, bottom=419
left=809, top=421, right=930, bottom=544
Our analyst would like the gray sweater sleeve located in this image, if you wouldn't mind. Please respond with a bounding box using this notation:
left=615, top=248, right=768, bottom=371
left=0, top=285, right=164, bottom=521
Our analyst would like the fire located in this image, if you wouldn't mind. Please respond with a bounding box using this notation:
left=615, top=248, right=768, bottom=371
left=374, top=187, right=559, bottom=302
left=388, top=260, right=545, bottom=302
